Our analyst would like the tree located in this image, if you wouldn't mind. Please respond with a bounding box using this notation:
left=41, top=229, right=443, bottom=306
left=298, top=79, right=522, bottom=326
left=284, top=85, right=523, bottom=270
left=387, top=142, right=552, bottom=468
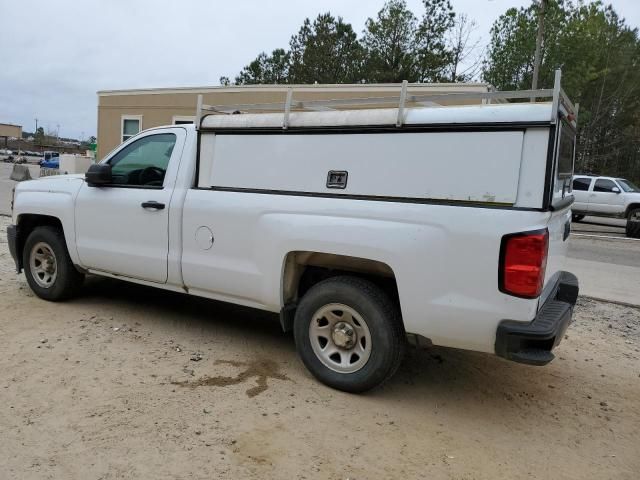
left=414, top=0, right=456, bottom=82
left=288, top=13, right=364, bottom=83
left=447, top=13, right=481, bottom=82
left=362, top=0, right=419, bottom=82
left=34, top=127, right=45, bottom=145
left=531, top=0, right=548, bottom=90
left=225, top=2, right=480, bottom=88
left=483, top=0, right=640, bottom=183
left=482, top=1, right=568, bottom=91
left=235, top=49, right=291, bottom=85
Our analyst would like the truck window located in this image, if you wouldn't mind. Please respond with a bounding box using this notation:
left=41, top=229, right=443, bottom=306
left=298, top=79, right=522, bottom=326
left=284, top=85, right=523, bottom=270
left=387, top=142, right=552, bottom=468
left=551, top=120, right=576, bottom=203
left=572, top=178, right=591, bottom=191
left=557, top=122, right=575, bottom=179
left=593, top=179, right=617, bottom=193
left=108, top=133, right=176, bottom=187
left=618, top=179, right=639, bottom=192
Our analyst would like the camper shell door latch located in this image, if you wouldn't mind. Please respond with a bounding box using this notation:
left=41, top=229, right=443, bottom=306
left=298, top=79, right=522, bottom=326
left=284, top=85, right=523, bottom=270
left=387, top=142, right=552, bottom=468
left=326, top=170, right=348, bottom=189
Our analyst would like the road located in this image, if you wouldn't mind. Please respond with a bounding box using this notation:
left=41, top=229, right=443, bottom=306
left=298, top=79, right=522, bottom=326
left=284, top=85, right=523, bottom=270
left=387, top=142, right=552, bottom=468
left=571, top=216, right=628, bottom=238
left=566, top=216, right=640, bottom=305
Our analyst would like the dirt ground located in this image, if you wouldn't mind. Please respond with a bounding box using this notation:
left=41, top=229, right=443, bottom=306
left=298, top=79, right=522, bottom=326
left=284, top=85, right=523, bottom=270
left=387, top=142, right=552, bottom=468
left=0, top=216, right=639, bottom=480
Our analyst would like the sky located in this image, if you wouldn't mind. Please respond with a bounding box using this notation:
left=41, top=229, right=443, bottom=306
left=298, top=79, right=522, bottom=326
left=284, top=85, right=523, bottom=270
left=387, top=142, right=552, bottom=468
left=1, top=0, right=638, bottom=140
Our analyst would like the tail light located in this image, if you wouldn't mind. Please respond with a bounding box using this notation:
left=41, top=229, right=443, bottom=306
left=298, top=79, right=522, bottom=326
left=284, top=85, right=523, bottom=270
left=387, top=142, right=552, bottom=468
left=499, top=229, right=549, bottom=299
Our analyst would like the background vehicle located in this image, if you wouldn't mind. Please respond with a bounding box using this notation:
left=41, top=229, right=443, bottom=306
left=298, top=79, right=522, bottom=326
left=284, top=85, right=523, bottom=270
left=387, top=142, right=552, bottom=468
left=7, top=73, right=579, bottom=392
left=571, top=175, right=640, bottom=222
left=39, top=151, right=60, bottom=168
left=39, top=158, right=60, bottom=169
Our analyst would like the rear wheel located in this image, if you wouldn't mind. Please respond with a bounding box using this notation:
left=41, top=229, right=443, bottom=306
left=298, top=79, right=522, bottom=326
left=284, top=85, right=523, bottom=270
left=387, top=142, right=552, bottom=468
left=626, top=220, right=640, bottom=239
left=23, top=226, right=84, bottom=301
left=294, top=276, right=405, bottom=393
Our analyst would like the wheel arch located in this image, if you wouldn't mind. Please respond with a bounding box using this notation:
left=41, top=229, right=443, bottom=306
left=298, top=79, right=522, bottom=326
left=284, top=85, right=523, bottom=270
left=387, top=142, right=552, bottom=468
left=625, top=203, right=640, bottom=219
left=14, top=214, right=66, bottom=272
left=279, top=251, right=401, bottom=332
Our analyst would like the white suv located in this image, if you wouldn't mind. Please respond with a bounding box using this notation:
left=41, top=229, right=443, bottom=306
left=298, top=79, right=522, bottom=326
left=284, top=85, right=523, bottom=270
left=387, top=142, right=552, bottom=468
left=572, top=175, right=640, bottom=222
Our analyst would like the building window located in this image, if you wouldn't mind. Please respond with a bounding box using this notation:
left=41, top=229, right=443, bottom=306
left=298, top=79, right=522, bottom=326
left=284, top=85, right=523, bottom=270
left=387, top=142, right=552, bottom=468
left=172, top=115, right=195, bottom=125
left=121, top=115, right=142, bottom=143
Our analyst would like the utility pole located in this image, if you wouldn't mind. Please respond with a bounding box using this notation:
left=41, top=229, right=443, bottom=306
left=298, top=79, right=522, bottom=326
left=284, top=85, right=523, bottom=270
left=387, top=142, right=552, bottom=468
left=34, top=118, right=38, bottom=134
left=531, top=0, right=547, bottom=99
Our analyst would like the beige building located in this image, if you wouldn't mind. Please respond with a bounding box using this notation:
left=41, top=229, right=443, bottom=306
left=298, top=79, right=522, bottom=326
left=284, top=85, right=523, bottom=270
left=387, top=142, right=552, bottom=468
left=0, top=123, right=22, bottom=146
left=97, top=83, right=492, bottom=159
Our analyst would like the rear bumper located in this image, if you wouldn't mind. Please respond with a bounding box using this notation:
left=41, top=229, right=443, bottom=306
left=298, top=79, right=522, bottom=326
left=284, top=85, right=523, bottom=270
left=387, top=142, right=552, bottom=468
left=495, top=272, right=579, bottom=366
left=7, top=224, right=21, bottom=273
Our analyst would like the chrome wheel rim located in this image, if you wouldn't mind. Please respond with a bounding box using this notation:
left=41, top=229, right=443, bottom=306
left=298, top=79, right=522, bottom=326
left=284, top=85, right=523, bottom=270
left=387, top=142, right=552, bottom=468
left=631, top=211, right=640, bottom=221
left=29, top=242, right=57, bottom=288
left=309, top=303, right=372, bottom=374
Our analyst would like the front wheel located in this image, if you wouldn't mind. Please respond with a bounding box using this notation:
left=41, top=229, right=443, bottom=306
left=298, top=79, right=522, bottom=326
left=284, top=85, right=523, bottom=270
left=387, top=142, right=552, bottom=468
left=628, top=208, right=640, bottom=222
left=294, top=276, right=405, bottom=393
left=23, top=226, right=84, bottom=301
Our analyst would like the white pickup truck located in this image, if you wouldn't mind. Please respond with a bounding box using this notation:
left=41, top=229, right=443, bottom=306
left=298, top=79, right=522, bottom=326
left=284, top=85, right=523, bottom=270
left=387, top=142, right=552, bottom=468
left=8, top=74, right=579, bottom=392
left=571, top=175, right=640, bottom=222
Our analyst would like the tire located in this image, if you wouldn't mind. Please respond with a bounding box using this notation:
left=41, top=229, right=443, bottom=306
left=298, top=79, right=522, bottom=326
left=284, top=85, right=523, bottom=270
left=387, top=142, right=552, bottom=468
left=22, top=226, right=84, bottom=301
left=572, top=214, right=585, bottom=222
left=626, top=219, right=640, bottom=239
left=628, top=208, right=640, bottom=222
left=293, top=276, right=405, bottom=393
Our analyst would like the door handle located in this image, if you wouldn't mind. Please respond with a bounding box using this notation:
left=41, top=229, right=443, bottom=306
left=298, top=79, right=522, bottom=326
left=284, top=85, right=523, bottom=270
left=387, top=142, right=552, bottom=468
left=141, top=201, right=165, bottom=210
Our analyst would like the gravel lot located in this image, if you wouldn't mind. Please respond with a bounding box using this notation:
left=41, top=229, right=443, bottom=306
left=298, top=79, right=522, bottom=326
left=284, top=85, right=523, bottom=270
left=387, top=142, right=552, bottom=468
left=1, top=215, right=639, bottom=479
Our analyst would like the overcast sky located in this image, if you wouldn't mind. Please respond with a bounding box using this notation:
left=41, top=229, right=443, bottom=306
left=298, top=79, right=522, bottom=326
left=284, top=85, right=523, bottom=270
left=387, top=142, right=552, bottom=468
left=1, top=0, right=638, bottom=140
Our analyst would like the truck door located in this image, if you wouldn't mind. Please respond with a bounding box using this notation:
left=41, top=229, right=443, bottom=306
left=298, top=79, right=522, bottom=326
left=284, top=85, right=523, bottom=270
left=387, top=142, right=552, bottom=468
left=74, top=128, right=185, bottom=283
left=588, top=178, right=625, bottom=214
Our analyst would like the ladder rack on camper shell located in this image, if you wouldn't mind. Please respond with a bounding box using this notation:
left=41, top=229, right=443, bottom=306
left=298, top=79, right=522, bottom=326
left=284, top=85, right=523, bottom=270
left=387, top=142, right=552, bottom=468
left=195, top=70, right=578, bottom=131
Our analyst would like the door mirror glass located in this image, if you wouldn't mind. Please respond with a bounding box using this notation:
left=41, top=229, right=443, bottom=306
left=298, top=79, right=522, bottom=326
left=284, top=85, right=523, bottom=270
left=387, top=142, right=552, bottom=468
left=85, top=164, right=112, bottom=186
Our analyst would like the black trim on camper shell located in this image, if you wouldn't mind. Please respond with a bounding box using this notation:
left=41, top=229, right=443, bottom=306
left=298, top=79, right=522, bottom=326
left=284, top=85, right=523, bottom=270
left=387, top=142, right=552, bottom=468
left=549, top=195, right=574, bottom=212
left=207, top=186, right=545, bottom=212
left=544, top=115, right=578, bottom=211
left=197, top=121, right=551, bottom=136
left=495, top=271, right=579, bottom=366
left=194, top=128, right=202, bottom=189
left=541, top=123, right=557, bottom=211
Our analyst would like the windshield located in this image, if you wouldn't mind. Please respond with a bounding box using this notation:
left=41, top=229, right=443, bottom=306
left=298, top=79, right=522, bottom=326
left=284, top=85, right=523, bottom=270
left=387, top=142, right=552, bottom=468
left=617, top=179, right=639, bottom=192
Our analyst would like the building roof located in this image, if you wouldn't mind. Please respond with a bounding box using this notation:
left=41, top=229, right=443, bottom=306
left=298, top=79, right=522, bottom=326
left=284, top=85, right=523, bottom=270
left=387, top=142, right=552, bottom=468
left=97, top=82, right=491, bottom=97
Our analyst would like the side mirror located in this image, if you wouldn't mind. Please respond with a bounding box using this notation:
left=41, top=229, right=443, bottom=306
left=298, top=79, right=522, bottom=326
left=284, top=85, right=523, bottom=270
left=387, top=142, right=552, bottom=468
left=612, top=187, right=621, bottom=194
left=85, top=163, right=112, bottom=186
